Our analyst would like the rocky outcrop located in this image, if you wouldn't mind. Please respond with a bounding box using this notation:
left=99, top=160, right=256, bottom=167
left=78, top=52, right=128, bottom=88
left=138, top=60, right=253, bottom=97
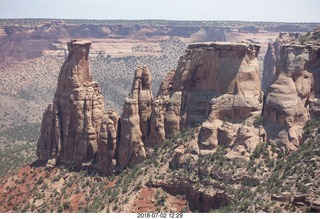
left=148, top=99, right=166, bottom=146
left=150, top=42, right=265, bottom=168
left=96, top=110, right=120, bottom=174
left=160, top=42, right=263, bottom=159
left=262, top=43, right=276, bottom=93
left=37, top=34, right=319, bottom=175
left=262, top=33, right=301, bottom=93
left=155, top=180, right=231, bottom=212
left=148, top=70, right=176, bottom=146
left=117, top=66, right=152, bottom=169
left=37, top=40, right=151, bottom=171
left=37, top=40, right=118, bottom=169
left=37, top=104, right=55, bottom=162
left=169, top=42, right=261, bottom=127
left=263, top=30, right=320, bottom=152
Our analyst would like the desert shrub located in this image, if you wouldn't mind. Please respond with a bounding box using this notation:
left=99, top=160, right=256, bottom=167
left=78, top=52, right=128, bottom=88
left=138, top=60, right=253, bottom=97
left=303, top=118, right=320, bottom=135
left=37, top=176, right=44, bottom=185
left=253, top=115, right=264, bottom=126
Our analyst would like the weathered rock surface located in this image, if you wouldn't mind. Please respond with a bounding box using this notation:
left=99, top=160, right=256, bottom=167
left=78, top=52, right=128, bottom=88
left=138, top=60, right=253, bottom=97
left=36, top=34, right=319, bottom=178
left=156, top=180, right=231, bottom=212
left=262, top=43, right=276, bottom=93
left=37, top=40, right=116, bottom=169
left=262, top=33, right=301, bottom=93
left=153, top=43, right=264, bottom=157
left=160, top=42, right=265, bottom=164
left=195, top=43, right=263, bottom=155
left=148, top=99, right=166, bottom=146
left=263, top=40, right=320, bottom=152
left=96, top=109, right=120, bottom=174
left=36, top=41, right=155, bottom=172
left=147, top=70, right=176, bottom=145
left=118, top=66, right=152, bottom=169
left=169, top=42, right=261, bottom=126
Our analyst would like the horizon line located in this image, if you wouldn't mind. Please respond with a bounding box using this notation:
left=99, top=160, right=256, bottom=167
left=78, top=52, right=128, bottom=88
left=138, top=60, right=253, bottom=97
left=0, top=18, right=319, bottom=24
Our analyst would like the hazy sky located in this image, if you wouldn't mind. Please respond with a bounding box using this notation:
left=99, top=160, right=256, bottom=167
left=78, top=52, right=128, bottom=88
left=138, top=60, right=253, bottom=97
left=0, top=0, right=319, bottom=22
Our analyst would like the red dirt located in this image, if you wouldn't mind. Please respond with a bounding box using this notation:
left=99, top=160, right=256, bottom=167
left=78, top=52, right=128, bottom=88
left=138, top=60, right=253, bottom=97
left=0, top=164, right=46, bottom=212
left=131, top=187, right=189, bottom=213
left=70, top=192, right=85, bottom=212
left=166, top=193, right=189, bottom=212
left=106, top=177, right=118, bottom=188
left=132, top=187, right=157, bottom=212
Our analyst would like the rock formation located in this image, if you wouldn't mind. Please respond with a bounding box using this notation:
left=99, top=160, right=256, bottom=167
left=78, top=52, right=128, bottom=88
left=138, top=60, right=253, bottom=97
left=37, top=31, right=319, bottom=174
left=262, top=43, right=276, bottom=93
left=147, top=70, right=176, bottom=146
left=262, top=32, right=301, bottom=93
left=263, top=35, right=320, bottom=152
left=95, top=109, right=120, bottom=174
left=37, top=40, right=120, bottom=170
left=153, top=42, right=264, bottom=165
left=37, top=40, right=151, bottom=172
left=117, top=66, right=152, bottom=169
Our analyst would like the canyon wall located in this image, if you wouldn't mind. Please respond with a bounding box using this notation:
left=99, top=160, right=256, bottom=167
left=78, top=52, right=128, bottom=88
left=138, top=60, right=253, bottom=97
left=263, top=30, right=320, bottom=152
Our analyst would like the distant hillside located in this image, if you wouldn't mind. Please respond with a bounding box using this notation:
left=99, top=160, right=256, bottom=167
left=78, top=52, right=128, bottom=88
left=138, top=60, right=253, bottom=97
left=1, top=19, right=319, bottom=66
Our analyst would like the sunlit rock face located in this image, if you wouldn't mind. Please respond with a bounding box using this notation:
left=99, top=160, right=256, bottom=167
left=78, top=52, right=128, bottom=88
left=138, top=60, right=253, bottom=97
left=37, top=40, right=115, bottom=169
left=264, top=43, right=320, bottom=152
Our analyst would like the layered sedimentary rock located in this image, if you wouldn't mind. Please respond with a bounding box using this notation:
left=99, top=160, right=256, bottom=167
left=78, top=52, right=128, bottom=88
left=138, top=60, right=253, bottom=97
left=263, top=41, right=320, bottom=152
left=163, top=42, right=265, bottom=167
left=117, top=66, right=152, bottom=169
left=37, top=40, right=120, bottom=169
left=262, top=33, right=301, bottom=93
left=262, top=43, right=276, bottom=93
left=96, top=110, right=120, bottom=174
left=37, top=34, right=319, bottom=174
left=147, top=70, right=175, bottom=146
left=168, top=42, right=261, bottom=127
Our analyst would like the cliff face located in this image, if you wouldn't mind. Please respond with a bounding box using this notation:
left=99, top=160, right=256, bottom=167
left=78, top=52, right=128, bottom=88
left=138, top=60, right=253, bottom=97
left=263, top=44, right=320, bottom=152
left=37, top=40, right=120, bottom=170
left=261, top=29, right=320, bottom=152
left=147, top=42, right=264, bottom=166
left=117, top=66, right=153, bottom=169
left=154, top=43, right=261, bottom=140
left=262, top=33, right=301, bottom=93
left=95, top=109, right=120, bottom=174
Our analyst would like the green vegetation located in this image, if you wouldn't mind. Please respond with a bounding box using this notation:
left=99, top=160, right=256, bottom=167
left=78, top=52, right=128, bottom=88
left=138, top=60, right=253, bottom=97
left=90, top=37, right=186, bottom=112
left=253, top=115, right=264, bottom=126
left=0, top=123, right=41, bottom=142
left=303, top=118, right=320, bottom=135
left=300, top=31, right=320, bottom=43
left=0, top=143, right=36, bottom=177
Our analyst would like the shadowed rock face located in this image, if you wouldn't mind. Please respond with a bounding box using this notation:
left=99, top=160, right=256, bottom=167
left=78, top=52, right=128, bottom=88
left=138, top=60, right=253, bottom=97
left=96, top=109, right=120, bottom=174
left=117, top=66, right=151, bottom=169
left=37, top=40, right=119, bottom=169
left=264, top=43, right=320, bottom=152
left=261, top=30, right=320, bottom=152
left=150, top=42, right=265, bottom=166
left=167, top=42, right=261, bottom=132
left=262, top=33, right=301, bottom=93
